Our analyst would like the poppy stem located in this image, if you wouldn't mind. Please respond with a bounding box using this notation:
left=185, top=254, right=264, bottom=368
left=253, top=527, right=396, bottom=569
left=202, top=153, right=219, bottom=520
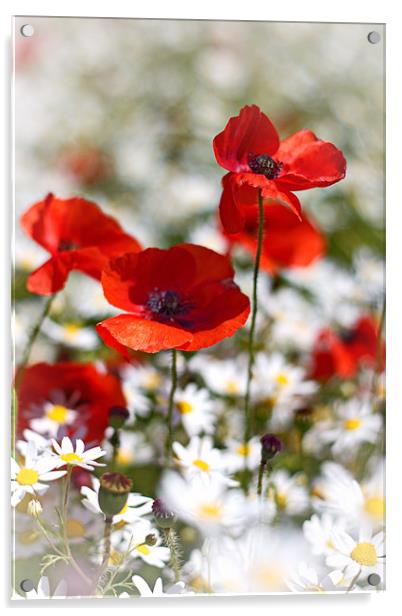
left=243, top=189, right=264, bottom=458
left=165, top=348, right=178, bottom=466
left=18, top=294, right=55, bottom=374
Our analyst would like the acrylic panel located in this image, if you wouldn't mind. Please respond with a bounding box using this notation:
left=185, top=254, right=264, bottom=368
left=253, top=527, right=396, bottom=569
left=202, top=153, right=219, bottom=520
left=12, top=17, right=385, bottom=599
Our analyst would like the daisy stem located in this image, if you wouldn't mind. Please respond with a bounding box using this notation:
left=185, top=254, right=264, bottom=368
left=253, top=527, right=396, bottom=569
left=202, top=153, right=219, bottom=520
left=244, top=188, right=264, bottom=456
left=18, top=294, right=55, bottom=375
left=165, top=348, right=178, bottom=466
left=163, top=527, right=182, bottom=582
left=347, top=568, right=361, bottom=592
left=62, top=465, right=73, bottom=518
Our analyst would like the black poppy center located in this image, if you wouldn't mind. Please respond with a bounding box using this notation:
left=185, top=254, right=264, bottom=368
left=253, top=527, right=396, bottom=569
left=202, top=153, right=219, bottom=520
left=147, top=289, right=192, bottom=323
left=58, top=239, right=80, bottom=251
left=248, top=153, right=283, bottom=179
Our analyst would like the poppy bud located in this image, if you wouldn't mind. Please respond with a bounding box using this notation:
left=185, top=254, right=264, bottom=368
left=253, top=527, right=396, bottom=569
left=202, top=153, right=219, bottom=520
left=98, top=472, right=132, bottom=517
left=260, top=433, right=283, bottom=462
left=108, top=406, right=130, bottom=430
left=152, top=498, right=176, bottom=529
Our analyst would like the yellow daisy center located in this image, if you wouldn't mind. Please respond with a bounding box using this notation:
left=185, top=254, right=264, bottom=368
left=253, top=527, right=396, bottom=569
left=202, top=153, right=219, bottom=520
left=225, top=380, right=240, bottom=394
left=60, top=452, right=83, bottom=463
left=177, top=400, right=193, bottom=414
left=16, top=468, right=39, bottom=486
left=275, top=373, right=289, bottom=387
left=343, top=418, right=362, bottom=431
left=136, top=544, right=151, bottom=555
left=144, top=373, right=161, bottom=390
left=276, top=492, right=288, bottom=510
left=116, top=450, right=133, bottom=466
left=46, top=404, right=69, bottom=423
left=351, top=542, right=377, bottom=567
left=193, top=458, right=210, bottom=472
left=63, top=323, right=80, bottom=340
left=364, top=496, right=385, bottom=521
left=236, top=443, right=250, bottom=457
left=198, top=503, right=222, bottom=520
left=66, top=518, right=86, bottom=539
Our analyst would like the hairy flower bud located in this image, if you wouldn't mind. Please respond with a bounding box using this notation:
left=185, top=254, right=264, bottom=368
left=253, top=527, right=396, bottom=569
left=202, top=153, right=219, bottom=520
left=27, top=499, right=42, bottom=517
left=260, top=433, right=283, bottom=462
left=98, top=472, right=132, bottom=517
left=152, top=498, right=176, bottom=529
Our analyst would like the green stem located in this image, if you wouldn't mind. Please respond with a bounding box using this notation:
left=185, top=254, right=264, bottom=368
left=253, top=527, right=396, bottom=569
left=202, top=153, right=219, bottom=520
left=165, top=349, right=178, bottom=466
left=243, top=189, right=264, bottom=457
left=257, top=460, right=266, bottom=496
left=18, top=294, right=55, bottom=373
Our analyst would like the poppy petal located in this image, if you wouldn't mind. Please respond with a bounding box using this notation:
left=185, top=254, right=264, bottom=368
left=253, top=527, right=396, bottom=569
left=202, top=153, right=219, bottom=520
left=276, top=129, right=346, bottom=190
left=218, top=173, right=245, bottom=234
left=26, top=256, right=69, bottom=295
left=96, top=315, right=193, bottom=354
left=213, top=105, right=280, bottom=173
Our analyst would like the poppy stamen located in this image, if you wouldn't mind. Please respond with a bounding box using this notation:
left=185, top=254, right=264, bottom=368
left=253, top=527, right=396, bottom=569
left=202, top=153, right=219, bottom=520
left=248, top=153, right=283, bottom=179
left=147, top=289, right=192, bottom=322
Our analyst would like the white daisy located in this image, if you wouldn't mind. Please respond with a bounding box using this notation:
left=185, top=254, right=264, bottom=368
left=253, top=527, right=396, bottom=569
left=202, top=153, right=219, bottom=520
left=318, top=400, right=382, bottom=456
left=327, top=528, right=385, bottom=581
left=173, top=436, right=236, bottom=486
left=51, top=437, right=106, bottom=471
left=121, top=364, right=155, bottom=420
left=286, top=562, right=347, bottom=593
left=29, top=401, right=78, bottom=439
left=269, top=469, right=309, bottom=516
left=102, top=429, right=154, bottom=467
left=132, top=575, right=190, bottom=597
left=312, top=462, right=384, bottom=528
left=114, top=520, right=170, bottom=568
left=252, top=353, right=317, bottom=407
left=160, top=472, right=251, bottom=536
left=190, top=355, right=246, bottom=397
left=222, top=437, right=261, bottom=473
left=11, top=442, right=66, bottom=506
left=174, top=384, right=216, bottom=436
left=81, top=477, right=153, bottom=523
left=42, top=318, right=99, bottom=349
left=303, top=513, right=347, bottom=556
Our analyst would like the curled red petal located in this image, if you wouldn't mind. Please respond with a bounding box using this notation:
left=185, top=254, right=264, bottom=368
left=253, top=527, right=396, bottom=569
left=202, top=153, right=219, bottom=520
left=276, top=129, right=346, bottom=191
left=213, top=105, right=280, bottom=173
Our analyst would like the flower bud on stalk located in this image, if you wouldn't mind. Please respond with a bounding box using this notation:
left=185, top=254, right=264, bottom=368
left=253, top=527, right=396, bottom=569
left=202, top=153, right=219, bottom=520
left=27, top=498, right=42, bottom=517
left=258, top=433, right=283, bottom=496
left=98, top=472, right=132, bottom=517
left=152, top=498, right=176, bottom=529
left=108, top=406, right=130, bottom=430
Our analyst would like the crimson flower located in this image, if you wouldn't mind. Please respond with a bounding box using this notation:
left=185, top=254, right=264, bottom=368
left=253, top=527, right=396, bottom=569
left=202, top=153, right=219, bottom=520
left=222, top=202, right=325, bottom=274
left=17, top=362, right=126, bottom=445
left=20, top=193, right=141, bottom=295
left=214, top=105, right=346, bottom=233
left=96, top=243, right=250, bottom=354
left=311, top=316, right=384, bottom=380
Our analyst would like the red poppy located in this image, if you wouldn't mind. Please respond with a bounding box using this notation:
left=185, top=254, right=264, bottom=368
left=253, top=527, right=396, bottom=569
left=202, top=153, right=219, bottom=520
left=311, top=316, right=384, bottom=380
left=222, top=201, right=325, bottom=275
left=214, top=105, right=346, bottom=233
left=96, top=243, right=250, bottom=354
left=16, top=362, right=126, bottom=445
left=20, top=193, right=141, bottom=295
